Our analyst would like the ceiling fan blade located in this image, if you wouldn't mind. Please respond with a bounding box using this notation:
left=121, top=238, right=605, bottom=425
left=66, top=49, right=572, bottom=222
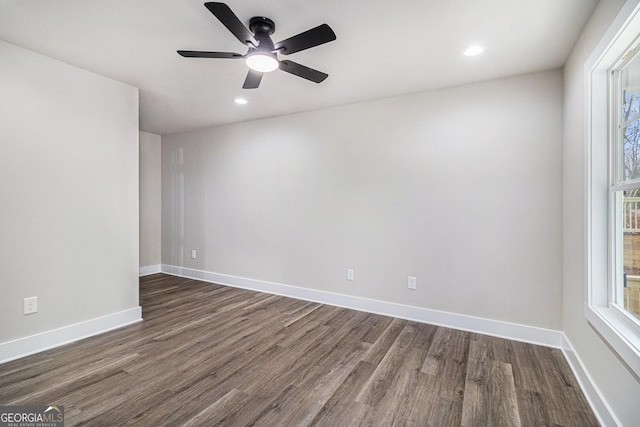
left=274, top=24, right=336, bottom=55
left=278, top=60, right=328, bottom=83
left=204, top=2, right=257, bottom=46
left=243, top=69, right=263, bottom=89
left=177, top=50, right=243, bottom=59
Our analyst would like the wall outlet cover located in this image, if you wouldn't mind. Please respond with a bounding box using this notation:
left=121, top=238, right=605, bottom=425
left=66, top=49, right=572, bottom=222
left=347, top=269, right=355, bottom=281
left=24, top=296, right=37, bottom=315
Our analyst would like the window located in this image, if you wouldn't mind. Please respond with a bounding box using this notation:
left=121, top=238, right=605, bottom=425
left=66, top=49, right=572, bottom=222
left=611, top=54, right=640, bottom=325
left=587, top=0, right=640, bottom=377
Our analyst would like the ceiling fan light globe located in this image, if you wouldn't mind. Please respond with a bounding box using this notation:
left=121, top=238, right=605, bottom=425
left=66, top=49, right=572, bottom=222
left=246, top=53, right=279, bottom=73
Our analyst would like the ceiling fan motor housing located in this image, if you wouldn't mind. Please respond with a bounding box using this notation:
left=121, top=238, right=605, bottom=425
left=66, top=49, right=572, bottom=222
left=249, top=17, right=275, bottom=52
left=249, top=17, right=275, bottom=34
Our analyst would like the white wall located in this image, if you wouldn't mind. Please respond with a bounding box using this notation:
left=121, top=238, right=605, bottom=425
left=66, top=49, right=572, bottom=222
left=139, top=131, right=161, bottom=271
left=0, top=40, right=140, bottom=344
left=563, top=0, right=640, bottom=425
left=162, top=70, right=563, bottom=330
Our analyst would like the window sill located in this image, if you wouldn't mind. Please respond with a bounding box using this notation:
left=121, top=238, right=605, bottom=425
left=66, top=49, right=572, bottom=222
left=586, top=304, right=640, bottom=377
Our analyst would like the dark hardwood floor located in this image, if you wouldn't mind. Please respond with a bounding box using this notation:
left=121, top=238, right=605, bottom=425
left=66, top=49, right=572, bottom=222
left=0, top=274, right=598, bottom=426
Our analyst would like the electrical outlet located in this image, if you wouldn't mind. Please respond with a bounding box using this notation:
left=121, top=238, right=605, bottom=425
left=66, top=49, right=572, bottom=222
left=24, top=296, right=37, bottom=315
left=191, top=249, right=197, bottom=259
left=408, top=276, right=417, bottom=290
left=347, top=269, right=355, bottom=281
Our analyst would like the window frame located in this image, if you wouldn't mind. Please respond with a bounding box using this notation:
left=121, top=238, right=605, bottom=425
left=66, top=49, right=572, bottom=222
left=609, top=57, right=640, bottom=335
left=586, top=0, right=640, bottom=378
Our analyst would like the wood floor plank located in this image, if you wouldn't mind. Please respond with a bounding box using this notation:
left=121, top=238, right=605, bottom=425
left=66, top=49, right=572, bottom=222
left=421, top=327, right=469, bottom=403
left=528, top=345, right=598, bottom=427
left=0, top=274, right=599, bottom=426
left=356, top=322, right=427, bottom=406
left=181, top=388, right=247, bottom=427
left=308, top=361, right=376, bottom=426
left=515, top=388, right=552, bottom=427
left=360, top=317, right=406, bottom=365
left=461, top=357, right=521, bottom=427
left=386, top=370, right=436, bottom=427
left=426, top=396, right=464, bottom=427
left=363, top=364, right=421, bottom=426
left=4, top=353, right=140, bottom=405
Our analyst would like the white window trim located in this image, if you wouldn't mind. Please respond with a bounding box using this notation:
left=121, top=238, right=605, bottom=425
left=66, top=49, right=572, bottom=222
left=586, top=0, right=640, bottom=377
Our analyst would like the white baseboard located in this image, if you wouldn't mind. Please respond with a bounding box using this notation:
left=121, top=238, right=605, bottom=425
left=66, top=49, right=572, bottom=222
left=561, top=334, right=619, bottom=427
left=0, top=306, right=142, bottom=364
left=161, top=264, right=563, bottom=348
left=139, top=264, right=161, bottom=276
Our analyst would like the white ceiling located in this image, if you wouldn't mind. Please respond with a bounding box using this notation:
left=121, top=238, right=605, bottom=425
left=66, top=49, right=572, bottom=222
left=0, top=0, right=598, bottom=136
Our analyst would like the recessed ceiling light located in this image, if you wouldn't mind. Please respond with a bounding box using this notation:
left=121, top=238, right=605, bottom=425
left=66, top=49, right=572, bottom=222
left=234, top=98, right=248, bottom=105
left=463, top=45, right=486, bottom=57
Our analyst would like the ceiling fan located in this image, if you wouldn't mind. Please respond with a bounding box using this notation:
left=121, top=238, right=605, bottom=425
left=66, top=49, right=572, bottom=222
left=178, top=2, right=336, bottom=89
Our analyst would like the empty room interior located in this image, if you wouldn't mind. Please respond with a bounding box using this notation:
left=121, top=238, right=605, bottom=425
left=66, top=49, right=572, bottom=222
left=1, top=0, right=640, bottom=425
